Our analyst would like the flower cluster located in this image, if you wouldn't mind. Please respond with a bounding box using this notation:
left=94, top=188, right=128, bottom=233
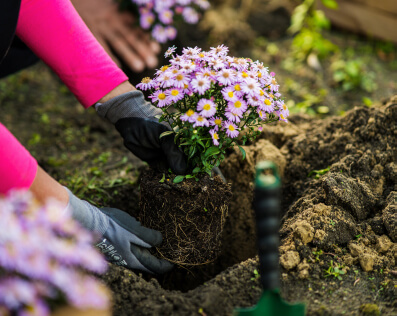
left=137, top=45, right=288, bottom=174
left=0, top=191, right=109, bottom=316
left=122, top=0, right=210, bottom=43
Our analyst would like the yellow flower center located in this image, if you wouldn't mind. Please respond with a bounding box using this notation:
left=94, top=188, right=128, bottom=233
left=172, top=69, right=178, bottom=74
left=186, top=109, right=194, bottom=116
left=228, top=91, right=234, bottom=98
left=259, top=111, right=263, bottom=117
left=171, top=89, right=179, bottom=96
left=228, top=125, right=235, bottom=131
left=161, top=65, right=169, bottom=72
left=197, top=116, right=204, bottom=122
left=280, top=114, right=285, bottom=119
left=199, top=53, right=205, bottom=58
left=184, top=84, right=189, bottom=89
left=158, top=93, right=166, bottom=100
left=234, top=84, right=241, bottom=91
left=234, top=101, right=242, bottom=108
left=176, top=74, right=184, bottom=81
left=215, top=118, right=222, bottom=125
left=272, top=79, right=277, bottom=85
left=198, top=80, right=205, bottom=87
left=269, top=94, right=274, bottom=99
left=141, top=77, right=151, bottom=84
left=242, top=72, right=248, bottom=78
left=257, top=72, right=262, bottom=78
left=283, top=104, right=287, bottom=110
left=203, top=103, right=211, bottom=111
left=213, top=133, right=219, bottom=140
left=223, top=72, right=230, bottom=78
left=259, top=90, right=264, bottom=96
left=264, top=99, right=271, bottom=105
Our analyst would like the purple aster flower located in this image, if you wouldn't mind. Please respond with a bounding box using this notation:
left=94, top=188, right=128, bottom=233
left=136, top=77, right=155, bottom=91
left=259, top=98, right=274, bottom=113
left=180, top=109, right=197, bottom=122
left=150, top=90, right=171, bottom=107
left=257, top=109, right=266, bottom=120
left=166, top=88, right=185, bottom=103
left=221, top=86, right=240, bottom=102
left=157, top=71, right=174, bottom=88
left=241, top=77, right=261, bottom=96
left=164, top=45, right=177, bottom=58
left=140, top=12, right=155, bottom=29
left=152, top=24, right=168, bottom=43
left=166, top=26, right=178, bottom=41
left=210, top=44, right=229, bottom=57
left=209, top=129, right=220, bottom=146
left=247, top=94, right=261, bottom=107
left=159, top=9, right=173, bottom=24
left=227, top=99, right=248, bottom=115
left=193, top=115, right=209, bottom=127
left=224, top=121, right=239, bottom=138
left=209, top=117, right=223, bottom=130
left=216, top=69, right=236, bottom=86
left=191, top=75, right=211, bottom=95
left=172, top=71, right=190, bottom=89
left=197, top=98, right=216, bottom=118
left=182, top=7, right=199, bottom=24
left=225, top=111, right=242, bottom=123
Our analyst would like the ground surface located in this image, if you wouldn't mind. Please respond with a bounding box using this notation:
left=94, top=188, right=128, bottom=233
left=1, top=1, right=397, bottom=315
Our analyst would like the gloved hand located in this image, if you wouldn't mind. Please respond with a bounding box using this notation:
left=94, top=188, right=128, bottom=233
left=95, top=90, right=187, bottom=174
left=65, top=187, right=173, bottom=274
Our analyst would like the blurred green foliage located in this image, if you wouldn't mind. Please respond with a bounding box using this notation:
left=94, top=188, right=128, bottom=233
left=331, top=59, right=377, bottom=92
left=289, top=0, right=339, bottom=61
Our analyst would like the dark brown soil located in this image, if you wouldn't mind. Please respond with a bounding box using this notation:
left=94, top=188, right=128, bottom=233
left=139, top=169, right=232, bottom=265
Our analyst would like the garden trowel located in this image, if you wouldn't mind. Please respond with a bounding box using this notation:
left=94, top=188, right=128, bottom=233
left=235, top=161, right=305, bottom=316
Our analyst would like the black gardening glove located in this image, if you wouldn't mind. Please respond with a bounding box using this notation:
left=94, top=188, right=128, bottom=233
left=95, top=90, right=187, bottom=174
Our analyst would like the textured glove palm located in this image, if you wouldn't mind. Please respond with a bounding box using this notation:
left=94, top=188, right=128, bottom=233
left=66, top=188, right=173, bottom=274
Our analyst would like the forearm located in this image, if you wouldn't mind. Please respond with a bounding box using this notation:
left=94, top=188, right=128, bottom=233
left=0, top=123, right=38, bottom=194
left=16, top=0, right=129, bottom=107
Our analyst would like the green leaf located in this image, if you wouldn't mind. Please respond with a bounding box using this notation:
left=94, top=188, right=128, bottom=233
left=159, top=131, right=175, bottom=139
left=204, top=146, right=220, bottom=158
left=185, top=174, right=194, bottom=179
left=173, top=175, right=185, bottom=183
left=159, top=173, right=165, bottom=183
left=238, top=145, right=246, bottom=160
left=321, top=0, right=338, bottom=10
left=192, top=167, right=201, bottom=174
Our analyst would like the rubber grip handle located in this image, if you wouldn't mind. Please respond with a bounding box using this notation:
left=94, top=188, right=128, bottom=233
left=253, top=185, right=280, bottom=291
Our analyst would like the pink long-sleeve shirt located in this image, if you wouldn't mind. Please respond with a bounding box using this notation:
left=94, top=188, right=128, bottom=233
left=1, top=0, right=128, bottom=194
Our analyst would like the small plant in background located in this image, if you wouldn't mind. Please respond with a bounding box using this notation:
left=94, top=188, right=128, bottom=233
left=288, top=0, right=339, bottom=62
left=0, top=191, right=109, bottom=315
left=137, top=45, right=288, bottom=176
left=324, top=260, right=346, bottom=280
left=308, top=166, right=330, bottom=179
left=118, top=0, right=210, bottom=43
left=331, top=58, right=378, bottom=92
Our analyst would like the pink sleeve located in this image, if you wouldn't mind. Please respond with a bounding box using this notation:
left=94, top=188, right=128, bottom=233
left=0, top=123, right=38, bottom=194
left=15, top=0, right=128, bottom=108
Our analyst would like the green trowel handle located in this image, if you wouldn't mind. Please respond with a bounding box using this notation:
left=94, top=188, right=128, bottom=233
left=253, top=161, right=281, bottom=291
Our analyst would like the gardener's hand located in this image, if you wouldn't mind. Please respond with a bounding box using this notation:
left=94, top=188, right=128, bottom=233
left=70, top=0, right=160, bottom=72
left=95, top=90, right=187, bottom=174
left=65, top=188, right=173, bottom=274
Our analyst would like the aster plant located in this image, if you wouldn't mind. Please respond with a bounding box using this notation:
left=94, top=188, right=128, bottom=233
left=0, top=191, right=109, bottom=316
left=118, top=0, right=210, bottom=43
left=137, top=45, right=289, bottom=179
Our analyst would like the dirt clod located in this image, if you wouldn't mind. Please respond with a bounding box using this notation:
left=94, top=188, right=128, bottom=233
left=280, top=251, right=300, bottom=270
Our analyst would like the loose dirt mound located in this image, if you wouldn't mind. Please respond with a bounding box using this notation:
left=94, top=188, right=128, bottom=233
left=102, top=97, right=396, bottom=315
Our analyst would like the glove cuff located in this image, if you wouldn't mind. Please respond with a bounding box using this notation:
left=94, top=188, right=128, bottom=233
left=95, top=90, right=162, bottom=124
left=64, top=187, right=109, bottom=236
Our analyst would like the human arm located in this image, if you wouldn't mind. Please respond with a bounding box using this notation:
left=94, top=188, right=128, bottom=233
left=0, top=123, right=172, bottom=273
left=70, top=0, right=160, bottom=73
